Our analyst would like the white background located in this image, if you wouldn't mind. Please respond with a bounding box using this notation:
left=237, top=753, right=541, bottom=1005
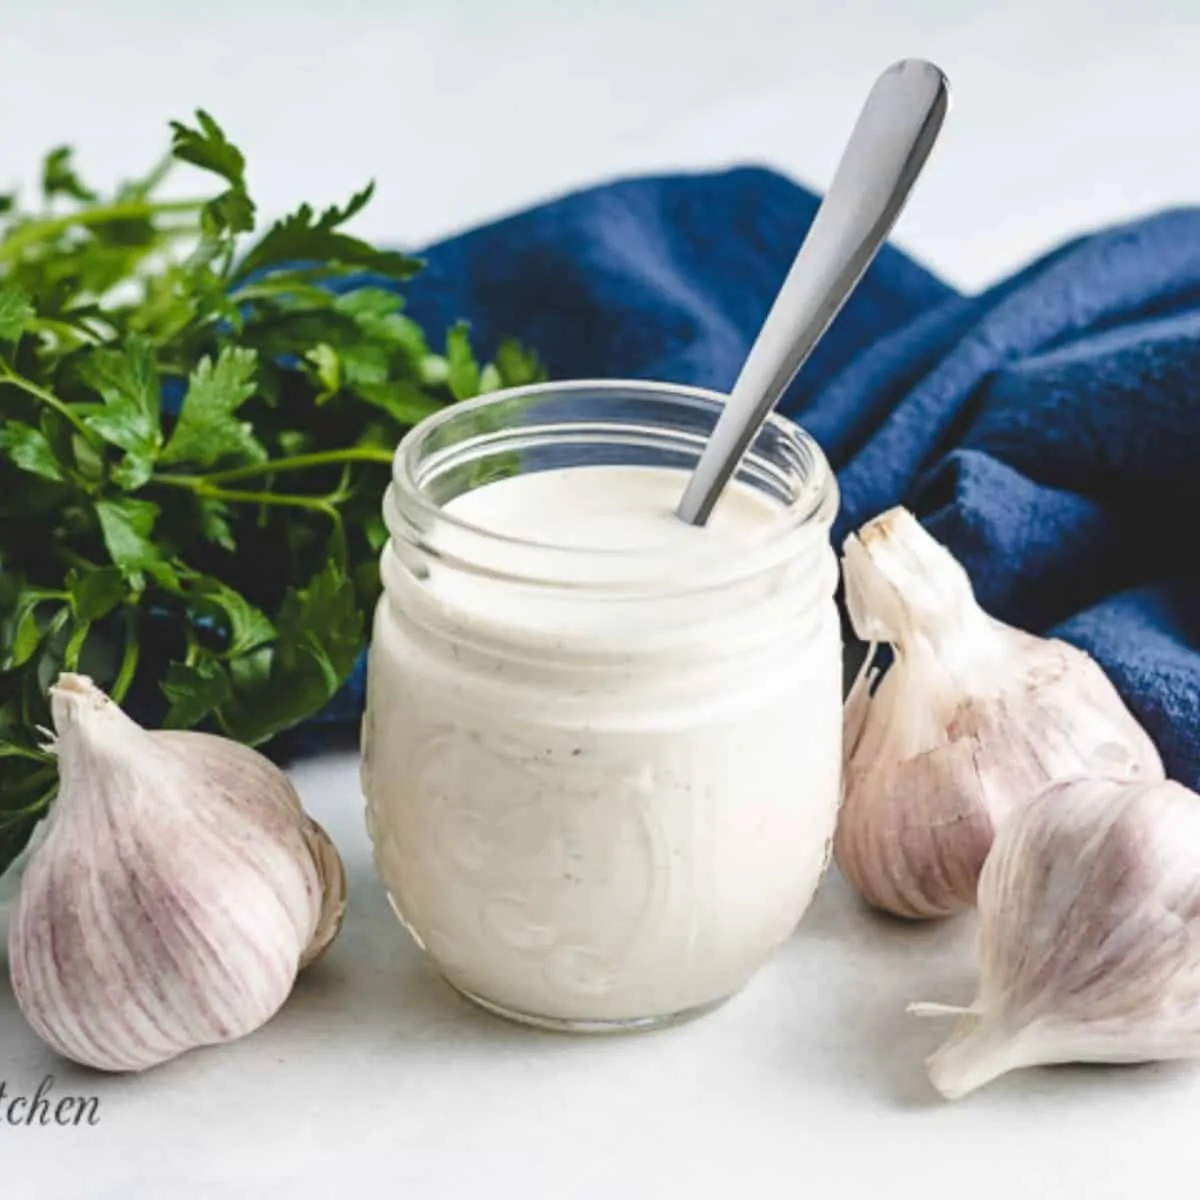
left=2, top=2, right=1199, bottom=1197
left=2, top=0, right=1196, bottom=290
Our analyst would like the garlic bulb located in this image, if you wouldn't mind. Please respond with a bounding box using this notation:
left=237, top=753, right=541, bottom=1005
left=8, top=674, right=347, bottom=1072
left=835, top=506, right=1163, bottom=919
left=912, top=775, right=1200, bottom=1098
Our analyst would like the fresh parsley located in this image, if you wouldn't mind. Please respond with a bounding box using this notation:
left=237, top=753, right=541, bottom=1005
left=0, top=112, right=544, bottom=875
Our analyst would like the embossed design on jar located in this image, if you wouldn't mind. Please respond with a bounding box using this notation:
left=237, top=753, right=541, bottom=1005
left=408, top=725, right=674, bottom=1000
left=542, top=945, right=618, bottom=996
left=482, top=895, right=557, bottom=951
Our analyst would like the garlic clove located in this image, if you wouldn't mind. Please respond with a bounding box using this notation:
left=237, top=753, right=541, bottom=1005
left=916, top=1011, right=1052, bottom=1100
left=834, top=506, right=1164, bottom=920
left=913, top=775, right=1200, bottom=1098
left=155, top=729, right=348, bottom=967
left=8, top=674, right=346, bottom=1072
left=842, top=505, right=992, bottom=653
left=838, top=716, right=995, bottom=918
left=298, top=816, right=348, bottom=969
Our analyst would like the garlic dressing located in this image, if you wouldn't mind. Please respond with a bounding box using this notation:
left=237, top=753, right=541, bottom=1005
left=362, top=383, right=843, bottom=1030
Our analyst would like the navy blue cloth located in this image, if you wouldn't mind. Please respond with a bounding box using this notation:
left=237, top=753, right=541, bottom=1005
left=305, top=167, right=1200, bottom=790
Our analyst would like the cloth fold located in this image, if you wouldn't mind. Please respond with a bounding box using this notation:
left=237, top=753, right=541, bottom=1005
left=322, top=166, right=1200, bottom=787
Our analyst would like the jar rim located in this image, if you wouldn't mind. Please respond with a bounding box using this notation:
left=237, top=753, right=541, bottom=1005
left=389, top=378, right=838, bottom=578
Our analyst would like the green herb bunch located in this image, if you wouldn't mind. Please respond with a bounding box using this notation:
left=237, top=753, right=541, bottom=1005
left=0, top=112, right=543, bottom=874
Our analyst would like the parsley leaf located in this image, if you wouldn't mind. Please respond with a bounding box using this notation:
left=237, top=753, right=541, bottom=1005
left=160, top=346, right=264, bottom=467
left=495, top=337, right=545, bottom=387
left=196, top=497, right=236, bottom=550
left=234, top=190, right=422, bottom=283
left=204, top=189, right=257, bottom=239
left=41, top=146, right=98, bottom=203
left=332, top=286, right=403, bottom=322
left=162, top=659, right=233, bottom=728
left=186, top=575, right=276, bottom=656
left=79, top=339, right=161, bottom=446
left=95, top=496, right=163, bottom=583
left=79, top=337, right=162, bottom=486
left=0, top=286, right=34, bottom=342
left=0, top=421, right=64, bottom=481
left=169, top=111, right=255, bottom=234
left=334, top=289, right=431, bottom=371
left=356, top=380, right=443, bottom=424
left=445, top=321, right=481, bottom=400
left=170, top=111, right=246, bottom=186
left=67, top=566, right=126, bottom=621
left=305, top=343, right=340, bottom=401
left=219, top=562, right=362, bottom=745
left=6, top=600, right=42, bottom=668
left=277, top=560, right=362, bottom=678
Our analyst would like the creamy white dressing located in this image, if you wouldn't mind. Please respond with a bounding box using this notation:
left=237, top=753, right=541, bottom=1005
left=362, top=463, right=842, bottom=1027
left=446, top=464, right=777, bottom=549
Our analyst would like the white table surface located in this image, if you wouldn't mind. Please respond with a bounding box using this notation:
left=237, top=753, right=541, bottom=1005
left=3, top=1, right=1200, bottom=1196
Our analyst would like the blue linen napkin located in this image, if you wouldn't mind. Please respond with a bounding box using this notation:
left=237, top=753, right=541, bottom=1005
left=305, top=166, right=1200, bottom=790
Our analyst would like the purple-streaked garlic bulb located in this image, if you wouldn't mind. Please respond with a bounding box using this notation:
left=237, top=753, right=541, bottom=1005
left=835, top=506, right=1163, bottom=919
left=8, top=673, right=346, bottom=1072
left=912, top=775, right=1200, bottom=1098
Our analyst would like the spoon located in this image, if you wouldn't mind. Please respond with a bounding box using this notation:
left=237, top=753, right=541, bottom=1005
left=675, top=58, right=950, bottom=526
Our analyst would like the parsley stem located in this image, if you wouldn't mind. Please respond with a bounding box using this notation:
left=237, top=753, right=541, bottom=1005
left=111, top=605, right=140, bottom=704
left=4, top=764, right=55, bottom=803
left=63, top=620, right=91, bottom=670
left=0, top=197, right=209, bottom=262
left=0, top=782, right=55, bottom=829
left=28, top=316, right=104, bottom=347
left=152, top=446, right=394, bottom=488
left=191, top=485, right=338, bottom=512
left=0, top=366, right=94, bottom=441
left=0, top=744, right=53, bottom=764
left=183, top=624, right=200, bottom=668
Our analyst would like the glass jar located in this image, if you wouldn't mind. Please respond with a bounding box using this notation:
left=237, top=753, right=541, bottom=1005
left=361, top=380, right=842, bottom=1032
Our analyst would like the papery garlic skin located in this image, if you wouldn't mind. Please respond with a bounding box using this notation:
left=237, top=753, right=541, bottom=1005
left=8, top=675, right=346, bottom=1073
left=835, top=507, right=1163, bottom=919
left=915, top=775, right=1200, bottom=1098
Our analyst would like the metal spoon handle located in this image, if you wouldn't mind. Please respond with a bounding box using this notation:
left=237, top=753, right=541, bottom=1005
left=676, top=58, right=950, bottom=525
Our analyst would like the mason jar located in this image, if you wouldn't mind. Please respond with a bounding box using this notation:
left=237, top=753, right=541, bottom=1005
left=361, top=380, right=842, bottom=1032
